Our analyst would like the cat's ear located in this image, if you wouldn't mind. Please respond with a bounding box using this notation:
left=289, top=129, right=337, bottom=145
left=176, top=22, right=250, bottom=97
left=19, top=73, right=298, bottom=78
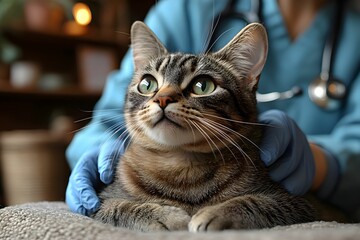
left=214, top=23, right=268, bottom=89
left=131, top=21, right=167, bottom=70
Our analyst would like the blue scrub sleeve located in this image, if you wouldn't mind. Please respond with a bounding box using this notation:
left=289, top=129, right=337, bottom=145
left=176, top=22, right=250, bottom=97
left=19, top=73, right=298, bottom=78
left=66, top=56, right=133, bottom=169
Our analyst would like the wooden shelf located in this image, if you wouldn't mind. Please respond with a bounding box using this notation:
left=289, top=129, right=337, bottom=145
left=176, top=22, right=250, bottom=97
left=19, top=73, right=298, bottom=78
left=1, top=26, right=123, bottom=103
left=0, top=82, right=101, bottom=101
left=3, top=25, right=129, bottom=51
left=0, top=82, right=101, bottom=131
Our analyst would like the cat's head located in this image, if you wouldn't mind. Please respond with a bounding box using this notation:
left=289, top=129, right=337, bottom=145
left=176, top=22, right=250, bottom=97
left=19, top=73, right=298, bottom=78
left=124, top=21, right=268, bottom=152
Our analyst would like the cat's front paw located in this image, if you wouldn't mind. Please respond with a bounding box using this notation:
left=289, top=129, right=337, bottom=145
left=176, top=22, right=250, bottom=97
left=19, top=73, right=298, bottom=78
left=92, top=200, right=190, bottom=231
left=188, top=205, right=233, bottom=232
left=148, top=205, right=191, bottom=231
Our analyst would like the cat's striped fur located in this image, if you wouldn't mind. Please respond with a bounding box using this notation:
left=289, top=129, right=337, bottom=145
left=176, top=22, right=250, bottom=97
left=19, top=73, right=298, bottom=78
left=92, top=21, right=315, bottom=232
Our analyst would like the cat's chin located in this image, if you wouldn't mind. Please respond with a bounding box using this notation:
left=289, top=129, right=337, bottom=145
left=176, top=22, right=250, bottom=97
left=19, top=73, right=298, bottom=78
left=153, top=117, right=183, bottom=129
left=145, top=120, right=202, bottom=147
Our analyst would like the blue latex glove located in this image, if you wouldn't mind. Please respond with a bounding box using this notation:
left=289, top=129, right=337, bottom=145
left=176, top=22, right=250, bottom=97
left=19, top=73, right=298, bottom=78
left=259, top=110, right=315, bottom=196
left=66, top=139, right=127, bottom=215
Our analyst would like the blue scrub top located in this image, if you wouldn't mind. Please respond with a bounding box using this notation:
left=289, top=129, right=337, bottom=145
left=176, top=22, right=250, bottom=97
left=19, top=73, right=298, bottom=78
left=67, top=0, right=360, bottom=220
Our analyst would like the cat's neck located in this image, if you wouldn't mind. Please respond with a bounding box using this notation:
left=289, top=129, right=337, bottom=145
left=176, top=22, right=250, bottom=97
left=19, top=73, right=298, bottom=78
left=124, top=141, right=247, bottom=172
left=119, top=142, right=261, bottom=206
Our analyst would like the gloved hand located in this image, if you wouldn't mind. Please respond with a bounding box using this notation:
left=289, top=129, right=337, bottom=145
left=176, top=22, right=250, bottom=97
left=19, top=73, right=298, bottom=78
left=66, top=139, right=126, bottom=215
left=258, top=110, right=315, bottom=195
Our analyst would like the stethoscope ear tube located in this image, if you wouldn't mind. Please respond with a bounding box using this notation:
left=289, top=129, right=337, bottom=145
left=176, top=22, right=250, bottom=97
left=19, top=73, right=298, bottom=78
left=257, top=0, right=347, bottom=110
left=307, top=0, right=347, bottom=110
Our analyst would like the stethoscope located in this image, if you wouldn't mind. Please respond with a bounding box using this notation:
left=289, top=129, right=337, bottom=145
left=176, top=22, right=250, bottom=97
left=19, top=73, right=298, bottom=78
left=207, top=0, right=347, bottom=111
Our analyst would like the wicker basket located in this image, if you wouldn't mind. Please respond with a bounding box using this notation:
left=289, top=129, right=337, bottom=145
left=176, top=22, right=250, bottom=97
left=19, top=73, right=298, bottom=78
left=0, top=130, right=70, bottom=205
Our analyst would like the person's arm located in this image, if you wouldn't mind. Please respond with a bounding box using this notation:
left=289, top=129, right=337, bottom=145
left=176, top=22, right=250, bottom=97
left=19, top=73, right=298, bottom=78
left=308, top=70, right=360, bottom=217
left=309, top=143, right=340, bottom=197
left=66, top=62, right=131, bottom=169
left=309, top=143, right=332, bottom=191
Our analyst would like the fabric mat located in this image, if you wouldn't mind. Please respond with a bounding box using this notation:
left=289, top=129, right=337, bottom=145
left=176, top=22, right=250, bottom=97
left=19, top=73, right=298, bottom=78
left=1, top=201, right=359, bottom=240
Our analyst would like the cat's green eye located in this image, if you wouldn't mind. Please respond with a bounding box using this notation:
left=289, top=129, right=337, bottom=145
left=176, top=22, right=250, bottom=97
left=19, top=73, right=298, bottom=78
left=138, top=75, right=158, bottom=94
left=192, top=77, right=216, bottom=95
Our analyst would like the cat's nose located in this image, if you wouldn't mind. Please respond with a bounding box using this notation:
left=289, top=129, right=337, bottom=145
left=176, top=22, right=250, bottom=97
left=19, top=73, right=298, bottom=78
left=154, top=96, right=177, bottom=109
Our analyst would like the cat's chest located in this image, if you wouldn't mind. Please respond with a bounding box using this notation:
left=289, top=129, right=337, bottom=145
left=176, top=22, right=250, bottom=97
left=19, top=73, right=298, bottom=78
left=117, top=144, right=254, bottom=207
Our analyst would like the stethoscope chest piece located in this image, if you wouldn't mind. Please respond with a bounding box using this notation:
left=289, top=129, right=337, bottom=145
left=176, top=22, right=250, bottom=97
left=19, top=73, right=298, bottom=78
left=308, top=77, right=346, bottom=110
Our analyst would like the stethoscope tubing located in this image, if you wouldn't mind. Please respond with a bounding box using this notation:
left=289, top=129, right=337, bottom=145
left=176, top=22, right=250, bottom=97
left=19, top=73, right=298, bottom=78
left=207, top=0, right=347, bottom=110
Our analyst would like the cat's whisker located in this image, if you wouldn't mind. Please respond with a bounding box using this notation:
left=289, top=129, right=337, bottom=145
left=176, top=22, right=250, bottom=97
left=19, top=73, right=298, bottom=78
left=184, top=119, right=197, bottom=148
left=189, top=119, right=218, bottom=159
left=100, top=124, right=128, bottom=152
left=123, top=124, right=146, bottom=154
left=101, top=120, right=142, bottom=169
left=202, top=112, right=273, bottom=127
left=200, top=117, right=258, bottom=167
left=71, top=109, right=131, bottom=134
left=81, top=108, right=124, bottom=113
left=99, top=126, right=134, bottom=182
left=205, top=27, right=236, bottom=54
left=201, top=0, right=221, bottom=53
left=195, top=120, right=233, bottom=165
left=197, top=118, right=256, bottom=168
left=202, top=117, right=264, bottom=156
left=201, top=0, right=214, bottom=52
left=95, top=114, right=131, bottom=146
left=114, top=31, right=130, bottom=36
left=76, top=109, right=126, bottom=124
left=198, top=119, right=240, bottom=158
left=69, top=115, right=124, bottom=135
left=202, top=117, right=248, bottom=145
left=126, top=119, right=147, bottom=142
left=114, top=128, right=134, bottom=162
left=120, top=129, right=133, bottom=153
left=74, top=116, right=96, bottom=123
left=74, top=112, right=124, bottom=124
left=191, top=120, right=226, bottom=163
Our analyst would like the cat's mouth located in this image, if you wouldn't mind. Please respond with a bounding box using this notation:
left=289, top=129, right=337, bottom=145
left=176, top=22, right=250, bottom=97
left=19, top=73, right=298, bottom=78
left=153, top=116, right=183, bottom=129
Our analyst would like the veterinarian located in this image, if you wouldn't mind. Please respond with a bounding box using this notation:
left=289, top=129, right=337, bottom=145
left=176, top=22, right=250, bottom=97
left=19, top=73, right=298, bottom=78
left=66, top=0, right=360, bottom=221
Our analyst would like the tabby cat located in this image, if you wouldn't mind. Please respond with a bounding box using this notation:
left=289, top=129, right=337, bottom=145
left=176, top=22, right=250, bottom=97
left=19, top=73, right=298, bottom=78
left=92, top=21, right=315, bottom=232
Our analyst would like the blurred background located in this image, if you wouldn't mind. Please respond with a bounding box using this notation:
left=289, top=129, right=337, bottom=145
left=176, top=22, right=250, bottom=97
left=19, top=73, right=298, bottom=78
left=0, top=0, right=155, bottom=207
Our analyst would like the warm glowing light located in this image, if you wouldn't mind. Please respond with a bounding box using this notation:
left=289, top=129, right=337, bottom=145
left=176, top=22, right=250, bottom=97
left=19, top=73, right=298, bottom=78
left=73, top=3, right=92, bottom=26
